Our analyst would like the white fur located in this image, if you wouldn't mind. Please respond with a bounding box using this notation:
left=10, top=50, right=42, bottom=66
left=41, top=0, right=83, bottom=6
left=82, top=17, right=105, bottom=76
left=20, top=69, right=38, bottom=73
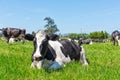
left=49, top=40, right=71, bottom=63
left=89, top=40, right=93, bottom=45
left=115, top=36, right=120, bottom=46
left=80, top=46, right=88, bottom=66
left=33, top=31, right=46, bottom=58
left=9, top=38, right=15, bottom=43
left=118, top=40, right=120, bottom=46
left=48, top=40, right=71, bottom=69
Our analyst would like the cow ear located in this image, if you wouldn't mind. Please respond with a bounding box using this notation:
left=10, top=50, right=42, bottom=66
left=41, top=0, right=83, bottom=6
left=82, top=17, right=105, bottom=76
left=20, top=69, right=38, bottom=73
left=46, top=35, right=50, bottom=40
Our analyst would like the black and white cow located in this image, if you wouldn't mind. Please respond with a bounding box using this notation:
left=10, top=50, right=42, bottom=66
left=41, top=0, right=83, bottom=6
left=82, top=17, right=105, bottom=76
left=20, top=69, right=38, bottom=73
left=0, top=27, right=26, bottom=43
left=31, top=30, right=89, bottom=70
left=111, top=30, right=120, bottom=46
left=78, top=38, right=92, bottom=45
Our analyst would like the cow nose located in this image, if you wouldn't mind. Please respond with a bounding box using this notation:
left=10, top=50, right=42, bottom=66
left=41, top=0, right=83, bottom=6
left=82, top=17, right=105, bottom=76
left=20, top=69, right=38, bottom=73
left=35, top=57, right=40, bottom=61
left=34, top=56, right=43, bottom=61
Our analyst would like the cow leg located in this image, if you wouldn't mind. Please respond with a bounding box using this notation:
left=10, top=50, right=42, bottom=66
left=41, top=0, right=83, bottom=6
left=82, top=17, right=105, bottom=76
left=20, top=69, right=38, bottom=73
left=117, top=40, right=120, bottom=46
left=49, top=58, right=65, bottom=70
left=112, top=37, right=115, bottom=45
left=7, top=38, right=9, bottom=43
left=18, top=34, right=26, bottom=44
left=20, top=34, right=26, bottom=44
left=31, top=62, right=36, bottom=68
left=113, top=40, right=115, bottom=45
left=115, top=36, right=120, bottom=46
left=80, top=46, right=88, bottom=66
left=116, top=40, right=118, bottom=46
left=31, top=60, right=43, bottom=69
left=6, top=37, right=10, bottom=43
left=21, top=37, right=26, bottom=44
left=112, top=37, right=116, bottom=46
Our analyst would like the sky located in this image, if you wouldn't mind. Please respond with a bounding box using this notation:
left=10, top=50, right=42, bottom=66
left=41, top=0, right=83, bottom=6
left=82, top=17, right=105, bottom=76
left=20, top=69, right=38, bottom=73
left=0, top=0, right=120, bottom=34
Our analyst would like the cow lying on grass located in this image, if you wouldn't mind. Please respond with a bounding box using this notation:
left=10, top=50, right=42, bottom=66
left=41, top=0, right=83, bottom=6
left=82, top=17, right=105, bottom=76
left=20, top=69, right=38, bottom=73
left=31, top=30, right=89, bottom=70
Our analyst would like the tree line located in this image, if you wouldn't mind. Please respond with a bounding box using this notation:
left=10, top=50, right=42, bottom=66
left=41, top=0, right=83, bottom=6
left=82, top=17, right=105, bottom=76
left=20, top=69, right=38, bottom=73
left=65, top=31, right=109, bottom=40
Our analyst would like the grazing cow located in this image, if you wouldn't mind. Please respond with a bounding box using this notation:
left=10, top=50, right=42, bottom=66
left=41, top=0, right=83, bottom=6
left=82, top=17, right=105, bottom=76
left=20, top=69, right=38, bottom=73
left=31, top=30, right=88, bottom=70
left=0, top=28, right=26, bottom=43
left=111, top=30, right=120, bottom=46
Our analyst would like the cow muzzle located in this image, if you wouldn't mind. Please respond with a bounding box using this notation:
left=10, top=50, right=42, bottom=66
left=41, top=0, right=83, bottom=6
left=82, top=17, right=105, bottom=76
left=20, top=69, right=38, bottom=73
left=34, top=56, right=43, bottom=61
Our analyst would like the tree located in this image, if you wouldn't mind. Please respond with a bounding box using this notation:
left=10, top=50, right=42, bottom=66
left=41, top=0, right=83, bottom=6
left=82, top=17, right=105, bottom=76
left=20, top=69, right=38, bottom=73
left=32, top=31, right=35, bottom=35
left=44, top=17, right=59, bottom=34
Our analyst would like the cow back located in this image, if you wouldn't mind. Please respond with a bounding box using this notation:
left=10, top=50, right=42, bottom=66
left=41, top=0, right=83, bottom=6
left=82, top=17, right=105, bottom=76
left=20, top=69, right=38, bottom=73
left=60, top=40, right=80, bottom=60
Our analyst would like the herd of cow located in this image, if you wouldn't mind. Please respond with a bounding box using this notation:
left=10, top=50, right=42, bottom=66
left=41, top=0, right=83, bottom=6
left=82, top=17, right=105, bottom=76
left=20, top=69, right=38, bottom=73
left=0, top=27, right=120, bottom=70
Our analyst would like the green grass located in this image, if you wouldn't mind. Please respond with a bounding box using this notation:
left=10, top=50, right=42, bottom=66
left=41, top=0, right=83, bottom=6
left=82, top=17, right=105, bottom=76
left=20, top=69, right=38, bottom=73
left=0, top=40, right=120, bottom=80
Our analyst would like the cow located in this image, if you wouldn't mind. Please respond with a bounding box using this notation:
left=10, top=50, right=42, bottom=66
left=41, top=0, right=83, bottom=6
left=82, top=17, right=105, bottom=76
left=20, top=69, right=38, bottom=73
left=78, top=38, right=92, bottom=45
left=31, top=30, right=89, bottom=70
left=0, top=28, right=26, bottom=43
left=111, top=30, right=120, bottom=46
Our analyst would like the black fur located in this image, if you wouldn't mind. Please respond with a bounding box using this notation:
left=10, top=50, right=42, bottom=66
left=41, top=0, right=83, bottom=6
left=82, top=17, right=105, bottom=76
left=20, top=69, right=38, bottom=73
left=60, top=40, right=81, bottom=60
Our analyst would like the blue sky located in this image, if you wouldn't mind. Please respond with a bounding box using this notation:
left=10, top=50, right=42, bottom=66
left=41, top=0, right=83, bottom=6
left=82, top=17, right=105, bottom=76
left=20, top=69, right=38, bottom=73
left=0, top=0, right=120, bottom=34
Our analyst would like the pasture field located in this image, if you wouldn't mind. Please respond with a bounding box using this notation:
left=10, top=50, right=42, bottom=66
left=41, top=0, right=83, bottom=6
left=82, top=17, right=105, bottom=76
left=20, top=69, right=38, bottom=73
left=0, top=40, right=120, bottom=80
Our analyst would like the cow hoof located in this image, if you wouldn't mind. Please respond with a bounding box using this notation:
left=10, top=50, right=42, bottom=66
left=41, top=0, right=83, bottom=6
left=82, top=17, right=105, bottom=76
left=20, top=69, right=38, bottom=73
left=82, top=63, right=88, bottom=66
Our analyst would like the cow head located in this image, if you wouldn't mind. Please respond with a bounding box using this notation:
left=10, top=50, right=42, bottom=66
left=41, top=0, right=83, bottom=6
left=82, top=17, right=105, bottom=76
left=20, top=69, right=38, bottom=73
left=31, top=30, right=49, bottom=69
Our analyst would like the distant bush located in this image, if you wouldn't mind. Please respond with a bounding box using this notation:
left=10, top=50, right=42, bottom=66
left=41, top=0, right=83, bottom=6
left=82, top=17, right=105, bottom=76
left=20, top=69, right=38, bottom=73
left=67, top=33, right=89, bottom=40
left=63, top=31, right=109, bottom=40
left=89, top=31, right=109, bottom=39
